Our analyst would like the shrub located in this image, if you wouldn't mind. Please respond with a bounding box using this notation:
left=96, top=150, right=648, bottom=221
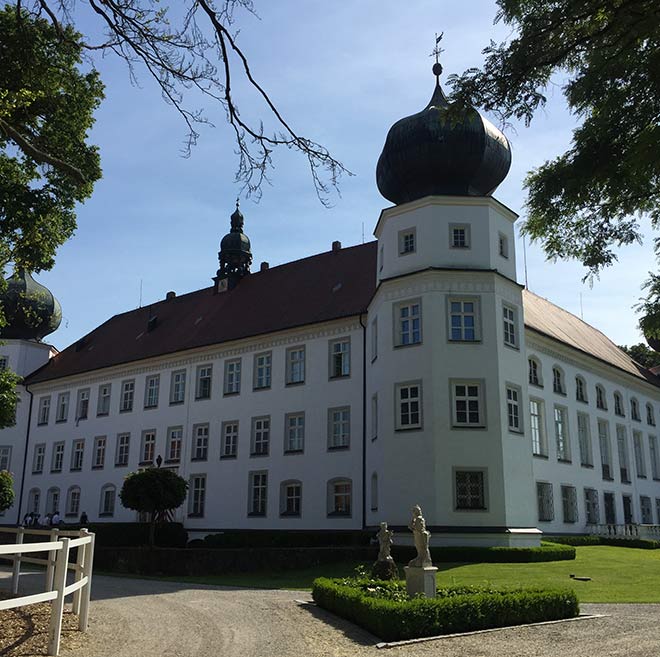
left=201, top=530, right=372, bottom=548
left=391, top=543, right=575, bottom=563
left=71, top=522, right=188, bottom=548
left=312, top=577, right=579, bottom=641
left=545, top=535, right=660, bottom=550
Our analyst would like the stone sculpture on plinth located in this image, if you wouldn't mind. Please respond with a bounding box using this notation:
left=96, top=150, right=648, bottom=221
left=404, top=505, right=438, bottom=597
left=371, top=521, right=398, bottom=580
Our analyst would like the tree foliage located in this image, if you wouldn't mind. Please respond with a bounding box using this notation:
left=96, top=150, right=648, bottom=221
left=448, top=0, right=660, bottom=342
left=619, top=343, right=660, bottom=370
left=0, top=469, right=15, bottom=512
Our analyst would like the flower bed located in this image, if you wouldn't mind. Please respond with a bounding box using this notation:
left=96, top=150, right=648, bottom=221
left=312, top=576, right=579, bottom=641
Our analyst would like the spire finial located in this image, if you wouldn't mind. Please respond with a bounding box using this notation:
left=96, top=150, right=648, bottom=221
left=235, top=197, right=240, bottom=210
left=430, top=32, right=444, bottom=82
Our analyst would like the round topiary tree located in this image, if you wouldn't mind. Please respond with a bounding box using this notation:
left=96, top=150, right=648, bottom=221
left=0, top=470, right=15, bottom=514
left=119, top=468, right=188, bottom=547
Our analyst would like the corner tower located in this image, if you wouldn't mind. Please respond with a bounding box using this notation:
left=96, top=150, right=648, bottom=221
left=366, top=52, right=538, bottom=546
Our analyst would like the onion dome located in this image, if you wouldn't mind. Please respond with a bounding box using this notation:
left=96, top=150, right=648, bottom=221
left=0, top=269, right=62, bottom=341
left=376, top=65, right=512, bottom=204
left=215, top=201, right=252, bottom=289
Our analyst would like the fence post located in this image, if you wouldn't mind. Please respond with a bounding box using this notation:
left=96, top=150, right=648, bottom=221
left=72, top=528, right=87, bottom=615
left=11, top=527, right=24, bottom=595
left=47, top=537, right=70, bottom=657
left=78, top=531, right=95, bottom=632
left=45, top=528, right=59, bottom=592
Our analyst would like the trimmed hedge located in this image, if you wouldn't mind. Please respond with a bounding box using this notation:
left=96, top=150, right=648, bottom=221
left=71, top=522, right=188, bottom=548
left=546, top=535, right=660, bottom=549
left=200, top=530, right=372, bottom=548
left=312, top=578, right=579, bottom=641
left=392, top=543, right=575, bottom=563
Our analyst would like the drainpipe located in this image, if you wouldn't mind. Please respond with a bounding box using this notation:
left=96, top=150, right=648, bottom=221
left=16, top=383, right=34, bottom=524
left=359, top=313, right=367, bottom=531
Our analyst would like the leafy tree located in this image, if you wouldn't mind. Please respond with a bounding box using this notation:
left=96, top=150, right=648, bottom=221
left=119, top=467, right=188, bottom=547
left=0, top=469, right=15, bottom=513
left=619, top=343, right=660, bottom=370
left=448, top=0, right=660, bottom=343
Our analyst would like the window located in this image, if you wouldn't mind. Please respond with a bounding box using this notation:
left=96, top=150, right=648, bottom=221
left=498, top=232, right=509, bottom=258
left=371, top=472, right=378, bottom=511
left=577, top=413, right=593, bottom=467
left=286, top=347, right=305, bottom=385
left=251, top=417, right=270, bottom=456
left=170, top=370, right=186, bottom=404
left=37, top=396, right=51, bottom=425
left=617, top=425, right=630, bottom=483
left=71, top=439, right=84, bottom=471
left=455, top=470, right=486, bottom=510
left=284, top=413, right=305, bottom=453
left=51, top=442, right=65, bottom=472
left=641, top=496, right=653, bottom=524
left=598, top=420, right=613, bottom=480
left=502, top=305, right=518, bottom=348
left=554, top=406, right=571, bottom=461
left=614, top=392, right=624, bottom=417
left=449, top=223, right=470, bottom=249
left=92, top=436, right=106, bottom=469
left=115, top=433, right=130, bottom=467
left=196, top=365, right=212, bottom=400
left=506, top=385, right=522, bottom=432
left=371, top=320, right=378, bottom=361
left=398, top=228, right=416, bottom=254
left=166, top=427, right=183, bottom=462
left=528, top=358, right=542, bottom=386
left=221, top=421, right=238, bottom=459
left=633, top=431, right=646, bottom=478
left=192, top=424, right=209, bottom=461
left=55, top=392, right=70, bottom=422
left=223, top=359, right=241, bottom=395
left=596, top=384, right=607, bottom=410
left=28, top=489, right=40, bottom=514
left=448, top=298, right=479, bottom=341
left=248, top=471, right=268, bottom=516
left=32, top=444, right=45, bottom=474
left=120, top=380, right=135, bottom=412
left=575, top=376, right=587, bottom=403
left=396, top=382, right=422, bottom=430
left=46, top=487, right=60, bottom=515
left=144, top=375, right=160, bottom=408
left=631, top=398, right=641, bottom=422
left=552, top=367, right=565, bottom=395
left=650, top=435, right=660, bottom=479
left=328, top=407, right=351, bottom=449
left=76, top=389, right=90, bottom=420
left=452, top=381, right=484, bottom=427
left=536, top=482, right=554, bottom=521
left=97, top=384, right=111, bottom=416
left=327, top=478, right=352, bottom=516
left=395, top=300, right=422, bottom=346
left=253, top=352, right=272, bottom=390
left=530, top=399, right=547, bottom=456
left=371, top=394, right=378, bottom=440
left=0, top=446, right=10, bottom=471
left=100, top=484, right=116, bottom=516
left=329, top=339, right=350, bottom=378
left=66, top=486, right=81, bottom=517
left=647, top=403, right=656, bottom=427
left=584, top=488, right=599, bottom=524
left=561, top=485, right=578, bottom=523
left=140, top=430, right=156, bottom=464
left=280, top=480, right=302, bottom=516
left=188, top=475, right=206, bottom=517
left=0, top=356, right=7, bottom=370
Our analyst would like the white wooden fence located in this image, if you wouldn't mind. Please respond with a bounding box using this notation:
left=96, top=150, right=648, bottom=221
left=0, top=527, right=95, bottom=656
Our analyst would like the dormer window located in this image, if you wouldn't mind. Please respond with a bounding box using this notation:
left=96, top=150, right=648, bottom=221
left=398, top=228, right=416, bottom=255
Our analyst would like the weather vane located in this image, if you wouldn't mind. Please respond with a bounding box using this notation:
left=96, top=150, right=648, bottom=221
left=430, top=32, right=444, bottom=82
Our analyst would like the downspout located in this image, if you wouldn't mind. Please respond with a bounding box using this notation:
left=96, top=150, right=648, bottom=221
left=359, top=313, right=367, bottom=530
left=16, top=383, right=33, bottom=524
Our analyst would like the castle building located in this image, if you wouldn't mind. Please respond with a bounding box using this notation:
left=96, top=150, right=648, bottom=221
left=1, top=68, right=659, bottom=546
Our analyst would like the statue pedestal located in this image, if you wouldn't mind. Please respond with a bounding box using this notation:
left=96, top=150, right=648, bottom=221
left=404, top=566, right=438, bottom=598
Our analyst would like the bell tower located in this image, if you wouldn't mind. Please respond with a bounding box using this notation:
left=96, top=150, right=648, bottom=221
left=214, top=201, right=253, bottom=293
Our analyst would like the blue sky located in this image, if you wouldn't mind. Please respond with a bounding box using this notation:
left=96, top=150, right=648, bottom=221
left=36, top=0, right=656, bottom=351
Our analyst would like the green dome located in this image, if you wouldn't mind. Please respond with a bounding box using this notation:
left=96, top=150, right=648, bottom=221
left=0, top=269, right=62, bottom=341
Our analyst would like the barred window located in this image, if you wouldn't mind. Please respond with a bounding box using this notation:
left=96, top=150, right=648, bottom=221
left=536, top=482, right=554, bottom=521
left=584, top=488, right=599, bottom=524
left=561, top=485, right=578, bottom=523
left=455, top=471, right=486, bottom=510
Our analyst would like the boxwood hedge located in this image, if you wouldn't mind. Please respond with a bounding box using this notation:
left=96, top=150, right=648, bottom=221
left=545, top=535, right=660, bottom=549
left=312, top=577, right=579, bottom=642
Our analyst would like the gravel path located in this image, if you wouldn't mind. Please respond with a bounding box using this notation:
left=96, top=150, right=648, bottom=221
left=2, top=568, right=659, bottom=657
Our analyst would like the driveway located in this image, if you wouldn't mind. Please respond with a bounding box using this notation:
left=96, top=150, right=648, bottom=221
left=2, top=568, right=659, bottom=656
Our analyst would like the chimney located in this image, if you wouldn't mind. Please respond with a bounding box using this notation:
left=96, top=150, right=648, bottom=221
left=165, top=291, right=176, bottom=301
left=332, top=240, right=341, bottom=252
left=260, top=262, right=269, bottom=272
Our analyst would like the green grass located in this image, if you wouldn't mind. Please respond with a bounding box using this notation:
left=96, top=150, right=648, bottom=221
left=99, top=546, right=660, bottom=602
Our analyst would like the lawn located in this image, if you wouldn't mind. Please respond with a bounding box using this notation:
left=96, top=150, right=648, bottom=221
left=114, top=545, right=660, bottom=602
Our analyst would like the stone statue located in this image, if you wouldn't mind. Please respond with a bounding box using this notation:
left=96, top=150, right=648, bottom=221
left=408, top=505, right=432, bottom=567
left=376, top=522, right=394, bottom=562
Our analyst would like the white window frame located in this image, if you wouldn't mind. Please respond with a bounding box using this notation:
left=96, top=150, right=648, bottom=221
left=575, top=376, right=587, bottom=403
left=195, top=364, right=213, bottom=400
left=51, top=442, right=65, bottom=473
left=554, top=406, right=571, bottom=461
left=192, top=423, right=209, bottom=461
left=449, top=223, right=470, bottom=249
left=71, top=439, right=84, bottom=471
left=55, top=392, right=70, bottom=423
left=140, top=430, right=156, bottom=464
left=631, top=397, right=641, bottom=422
left=577, top=412, right=593, bottom=467
left=188, top=474, right=206, bottom=517
left=528, top=357, right=542, bottom=387
left=0, top=445, right=11, bottom=471
left=284, top=412, right=305, bottom=453
left=451, top=380, right=485, bottom=428
left=115, top=433, right=130, bottom=467
left=37, top=396, right=51, bottom=425
left=530, top=399, right=547, bottom=456
left=280, top=480, right=302, bottom=517
left=633, top=430, right=646, bottom=478
left=119, top=380, right=135, bottom=413
left=617, top=424, right=631, bottom=483
left=248, top=471, right=268, bottom=516
left=170, top=370, right=187, bottom=405
left=144, top=375, right=160, bottom=409
left=398, top=227, right=416, bottom=255
left=502, top=304, right=518, bottom=348
left=641, top=495, right=653, bottom=524
left=598, top=419, right=613, bottom=480
left=221, top=421, right=239, bottom=459
left=447, top=297, right=480, bottom=342
left=166, top=426, right=183, bottom=463
left=395, top=382, right=422, bottom=431
left=97, top=383, right=111, bottom=416
left=552, top=367, right=565, bottom=395
left=647, top=403, right=656, bottom=427
left=251, top=416, right=270, bottom=456
left=76, top=388, right=90, bottom=420
left=506, top=384, right=522, bottom=433
left=253, top=352, right=272, bottom=390
left=66, top=486, right=81, bottom=517
left=328, top=407, right=351, bottom=449
left=32, top=444, right=45, bottom=474
left=223, top=358, right=241, bottom=395
left=329, top=338, right=351, bottom=378
left=498, top=232, right=509, bottom=258
left=100, top=484, right=116, bottom=516
left=327, top=478, right=352, bottom=517
left=596, top=384, right=607, bottom=410
left=92, top=436, right=106, bottom=469
left=394, top=299, right=422, bottom=347
left=614, top=392, right=625, bottom=417
left=285, top=346, right=305, bottom=385
left=650, top=435, right=660, bottom=479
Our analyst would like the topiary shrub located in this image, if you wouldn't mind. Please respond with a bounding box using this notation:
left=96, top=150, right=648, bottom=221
left=371, top=560, right=399, bottom=580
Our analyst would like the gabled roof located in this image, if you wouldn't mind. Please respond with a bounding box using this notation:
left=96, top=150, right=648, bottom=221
left=26, top=242, right=378, bottom=384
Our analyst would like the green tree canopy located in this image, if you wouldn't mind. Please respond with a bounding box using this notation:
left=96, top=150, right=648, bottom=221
left=448, top=0, right=660, bottom=343
left=619, top=343, right=660, bottom=370
left=0, top=469, right=15, bottom=513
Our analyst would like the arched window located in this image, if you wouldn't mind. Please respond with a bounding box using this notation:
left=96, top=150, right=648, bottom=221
left=370, top=472, right=378, bottom=511
left=614, top=392, right=625, bottom=417
left=27, top=488, right=40, bottom=515
left=552, top=366, right=565, bottom=395
left=99, top=484, right=116, bottom=517
left=630, top=398, right=641, bottom=421
left=46, top=487, right=60, bottom=515
left=327, top=478, right=352, bottom=517
left=528, top=358, right=542, bottom=387
left=66, top=486, right=81, bottom=517
left=647, top=403, right=656, bottom=427
left=279, top=480, right=302, bottom=517
left=596, top=384, right=607, bottom=410
left=575, top=376, right=588, bottom=403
